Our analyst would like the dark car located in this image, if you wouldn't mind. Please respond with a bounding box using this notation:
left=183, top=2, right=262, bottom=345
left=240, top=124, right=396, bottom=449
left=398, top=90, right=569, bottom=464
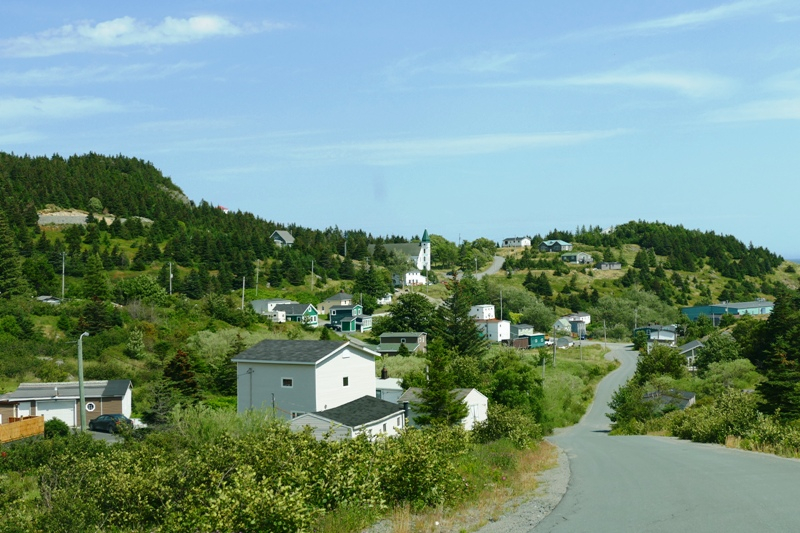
left=88, top=414, right=133, bottom=433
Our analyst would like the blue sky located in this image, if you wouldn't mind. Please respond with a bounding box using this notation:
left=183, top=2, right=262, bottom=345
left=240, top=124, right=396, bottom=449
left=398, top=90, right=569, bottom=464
left=2, top=1, right=800, bottom=257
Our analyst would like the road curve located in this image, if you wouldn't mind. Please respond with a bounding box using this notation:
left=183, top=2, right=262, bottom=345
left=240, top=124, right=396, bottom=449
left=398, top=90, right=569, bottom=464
left=535, top=343, right=800, bottom=532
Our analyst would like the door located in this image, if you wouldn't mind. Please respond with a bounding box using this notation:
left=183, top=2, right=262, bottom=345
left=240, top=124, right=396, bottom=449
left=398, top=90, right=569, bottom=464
left=36, top=400, right=76, bottom=427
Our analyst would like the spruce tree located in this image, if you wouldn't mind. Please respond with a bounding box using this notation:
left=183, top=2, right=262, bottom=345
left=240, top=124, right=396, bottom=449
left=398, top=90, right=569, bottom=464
left=0, top=211, right=29, bottom=298
left=433, top=278, right=489, bottom=359
left=414, top=339, right=468, bottom=426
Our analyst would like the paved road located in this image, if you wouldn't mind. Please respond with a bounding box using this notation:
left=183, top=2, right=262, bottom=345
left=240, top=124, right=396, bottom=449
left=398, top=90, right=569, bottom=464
left=535, top=343, right=800, bottom=532
left=476, top=255, right=505, bottom=280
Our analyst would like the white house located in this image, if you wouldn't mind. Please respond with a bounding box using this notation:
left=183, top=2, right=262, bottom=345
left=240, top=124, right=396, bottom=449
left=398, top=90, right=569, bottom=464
left=475, top=319, right=511, bottom=343
left=0, top=380, right=132, bottom=428
left=502, top=237, right=531, bottom=248
left=398, top=387, right=488, bottom=431
left=393, top=270, right=427, bottom=287
left=469, top=304, right=495, bottom=320
left=290, top=395, right=405, bottom=441
left=232, top=340, right=378, bottom=419
left=377, top=293, right=393, bottom=306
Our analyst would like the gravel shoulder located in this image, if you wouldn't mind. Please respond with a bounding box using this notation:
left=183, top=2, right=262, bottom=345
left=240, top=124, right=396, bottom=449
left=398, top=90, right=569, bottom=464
left=473, top=441, right=569, bottom=532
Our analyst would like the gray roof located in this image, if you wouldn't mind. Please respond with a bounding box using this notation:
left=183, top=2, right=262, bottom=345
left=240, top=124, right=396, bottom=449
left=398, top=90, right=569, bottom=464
left=271, top=230, right=295, bottom=244
left=380, top=332, right=425, bottom=338
left=323, top=292, right=353, bottom=302
left=232, top=340, right=348, bottom=364
left=273, top=303, right=316, bottom=315
left=309, top=395, right=403, bottom=427
left=371, top=242, right=422, bottom=258
left=679, top=340, right=704, bottom=353
left=330, top=304, right=360, bottom=312
left=250, top=298, right=296, bottom=313
left=397, top=387, right=482, bottom=404
left=2, top=380, right=131, bottom=401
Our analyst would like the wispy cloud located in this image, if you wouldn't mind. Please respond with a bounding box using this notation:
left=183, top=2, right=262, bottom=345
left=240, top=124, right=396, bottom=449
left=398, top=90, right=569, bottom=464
left=0, top=62, right=203, bottom=86
left=0, top=15, right=285, bottom=57
left=707, top=97, right=800, bottom=121
left=0, top=96, right=124, bottom=121
left=0, top=131, right=45, bottom=144
left=569, top=0, right=779, bottom=40
left=287, top=130, right=627, bottom=165
left=479, top=69, right=733, bottom=98
left=384, top=51, right=522, bottom=86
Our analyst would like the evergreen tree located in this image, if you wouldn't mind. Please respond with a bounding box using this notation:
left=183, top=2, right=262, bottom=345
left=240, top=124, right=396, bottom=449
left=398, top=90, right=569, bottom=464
left=433, top=278, right=489, bottom=358
left=82, top=253, right=111, bottom=300
left=164, top=349, right=200, bottom=401
left=756, top=289, right=800, bottom=420
left=0, top=212, right=29, bottom=298
left=414, top=339, right=468, bottom=426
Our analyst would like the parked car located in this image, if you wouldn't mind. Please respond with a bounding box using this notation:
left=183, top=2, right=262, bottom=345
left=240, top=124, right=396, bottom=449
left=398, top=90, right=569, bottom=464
left=88, top=414, right=133, bottom=433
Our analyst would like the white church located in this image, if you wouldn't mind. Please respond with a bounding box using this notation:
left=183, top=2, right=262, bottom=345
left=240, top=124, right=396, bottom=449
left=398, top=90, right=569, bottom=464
left=373, top=229, right=431, bottom=286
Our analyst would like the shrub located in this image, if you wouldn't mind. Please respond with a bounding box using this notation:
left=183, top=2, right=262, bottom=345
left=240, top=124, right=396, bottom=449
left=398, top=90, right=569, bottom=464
left=44, top=418, right=70, bottom=439
left=472, top=404, right=542, bottom=449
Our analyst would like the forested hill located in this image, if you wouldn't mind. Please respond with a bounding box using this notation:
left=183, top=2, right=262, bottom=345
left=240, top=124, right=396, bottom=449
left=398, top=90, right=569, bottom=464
left=544, top=221, right=783, bottom=278
left=0, top=152, right=185, bottom=226
left=0, top=152, right=405, bottom=290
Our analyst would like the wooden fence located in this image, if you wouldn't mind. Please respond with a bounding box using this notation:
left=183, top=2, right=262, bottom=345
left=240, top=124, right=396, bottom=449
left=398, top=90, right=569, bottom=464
left=0, top=416, right=45, bottom=443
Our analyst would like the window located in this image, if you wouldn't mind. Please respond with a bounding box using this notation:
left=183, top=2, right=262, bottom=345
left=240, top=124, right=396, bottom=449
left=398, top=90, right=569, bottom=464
left=85, top=402, right=96, bottom=412
left=397, top=416, right=402, bottom=427
left=291, top=412, right=305, bottom=419
left=282, top=378, right=293, bottom=388
left=376, top=390, right=382, bottom=399
left=343, top=376, right=349, bottom=387
left=382, top=423, right=387, bottom=433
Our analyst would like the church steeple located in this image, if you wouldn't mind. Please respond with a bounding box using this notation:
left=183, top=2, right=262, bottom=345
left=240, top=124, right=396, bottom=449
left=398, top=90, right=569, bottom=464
left=421, top=229, right=430, bottom=243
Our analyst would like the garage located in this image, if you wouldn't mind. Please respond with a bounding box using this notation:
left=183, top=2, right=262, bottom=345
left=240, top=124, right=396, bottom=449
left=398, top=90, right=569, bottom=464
left=36, top=399, right=76, bottom=426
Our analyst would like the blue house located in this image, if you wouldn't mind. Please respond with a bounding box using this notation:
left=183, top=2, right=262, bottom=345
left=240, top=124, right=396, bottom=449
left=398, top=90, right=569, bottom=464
left=681, top=300, right=773, bottom=325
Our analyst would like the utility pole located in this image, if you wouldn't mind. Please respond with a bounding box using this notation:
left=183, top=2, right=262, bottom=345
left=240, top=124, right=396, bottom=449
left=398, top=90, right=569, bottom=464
left=61, top=252, right=66, bottom=300
left=553, top=323, right=557, bottom=368
left=241, top=276, right=245, bottom=310
left=310, top=260, right=314, bottom=292
left=255, top=261, right=260, bottom=297
left=168, top=261, right=173, bottom=295
left=77, top=332, right=89, bottom=431
left=604, top=319, right=607, bottom=349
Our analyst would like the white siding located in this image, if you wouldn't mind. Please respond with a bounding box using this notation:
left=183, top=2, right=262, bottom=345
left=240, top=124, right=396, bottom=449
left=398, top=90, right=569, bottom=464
left=461, top=390, right=488, bottom=431
left=315, top=348, right=375, bottom=411
left=36, top=399, right=76, bottom=427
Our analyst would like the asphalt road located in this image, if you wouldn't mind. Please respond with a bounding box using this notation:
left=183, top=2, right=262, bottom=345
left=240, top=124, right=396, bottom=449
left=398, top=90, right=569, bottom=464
left=536, top=343, right=800, bottom=532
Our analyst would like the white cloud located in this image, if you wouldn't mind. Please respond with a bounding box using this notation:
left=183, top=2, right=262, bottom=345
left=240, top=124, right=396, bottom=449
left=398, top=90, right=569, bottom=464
left=568, top=0, right=780, bottom=40
left=0, top=15, right=283, bottom=57
left=0, top=96, right=124, bottom=121
left=707, top=97, right=800, bottom=121
left=479, top=69, right=733, bottom=99
left=288, top=130, right=627, bottom=165
left=383, top=51, right=522, bottom=86
left=0, top=62, right=203, bottom=86
left=554, top=70, right=733, bottom=98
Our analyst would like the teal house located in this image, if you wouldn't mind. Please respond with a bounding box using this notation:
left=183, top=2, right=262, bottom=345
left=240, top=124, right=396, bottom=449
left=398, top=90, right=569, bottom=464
left=681, top=300, right=773, bottom=325
left=525, top=333, right=546, bottom=348
left=330, top=304, right=364, bottom=332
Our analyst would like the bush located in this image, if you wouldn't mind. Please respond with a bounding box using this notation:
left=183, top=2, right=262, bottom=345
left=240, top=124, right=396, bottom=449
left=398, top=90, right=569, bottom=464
left=668, top=389, right=761, bottom=444
left=472, top=404, right=542, bottom=449
left=44, top=418, right=70, bottom=439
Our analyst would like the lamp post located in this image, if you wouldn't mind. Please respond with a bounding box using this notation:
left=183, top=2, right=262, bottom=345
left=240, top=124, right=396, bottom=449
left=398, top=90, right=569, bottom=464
left=77, top=332, right=89, bottom=431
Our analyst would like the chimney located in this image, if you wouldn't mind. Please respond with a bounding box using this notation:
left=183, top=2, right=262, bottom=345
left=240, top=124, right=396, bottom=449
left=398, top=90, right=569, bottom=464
left=403, top=401, right=410, bottom=422
left=381, top=367, right=389, bottom=380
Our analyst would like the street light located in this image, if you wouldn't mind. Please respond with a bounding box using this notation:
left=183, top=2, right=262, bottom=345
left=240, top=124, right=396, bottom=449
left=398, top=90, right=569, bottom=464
left=77, top=332, right=89, bottom=431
